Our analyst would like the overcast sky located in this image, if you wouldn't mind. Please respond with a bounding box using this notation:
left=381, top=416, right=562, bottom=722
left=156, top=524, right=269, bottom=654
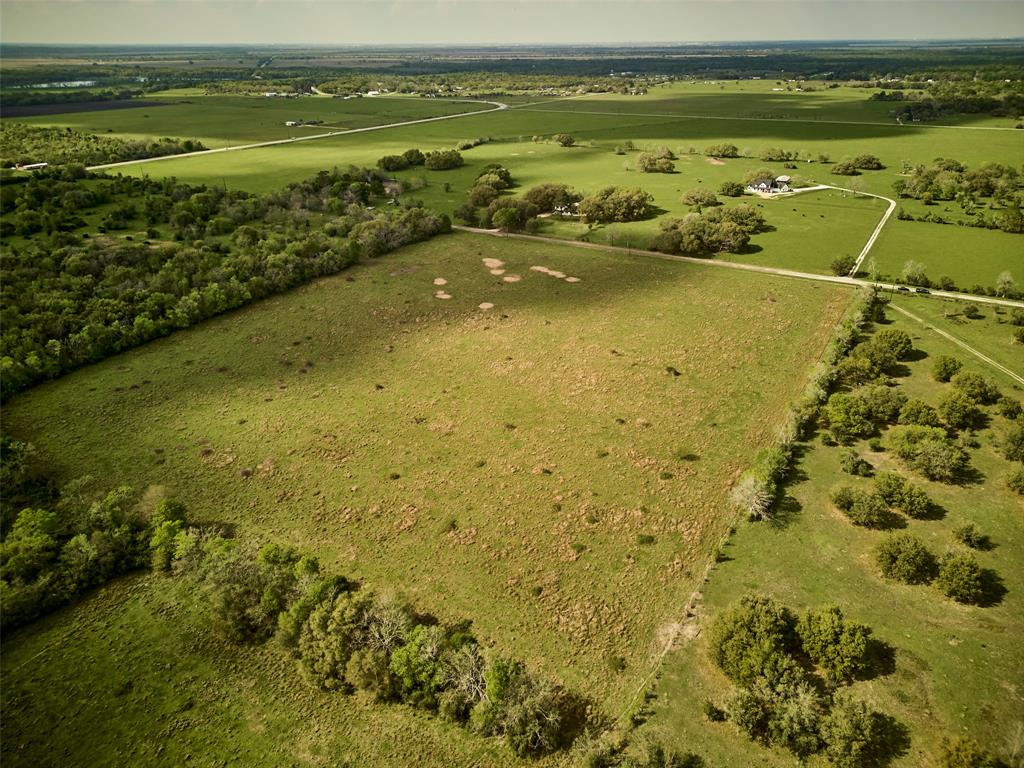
left=2, top=0, right=1023, bottom=45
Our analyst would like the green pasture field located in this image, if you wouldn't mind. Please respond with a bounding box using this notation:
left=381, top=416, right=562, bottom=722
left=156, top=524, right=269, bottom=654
left=870, top=219, right=1024, bottom=292
left=1, top=232, right=852, bottom=725
left=9, top=94, right=494, bottom=148
left=75, top=82, right=1019, bottom=286
left=1, top=575, right=527, bottom=768
left=889, top=294, right=1024, bottom=378
left=634, top=306, right=1024, bottom=766
left=518, top=79, right=1022, bottom=128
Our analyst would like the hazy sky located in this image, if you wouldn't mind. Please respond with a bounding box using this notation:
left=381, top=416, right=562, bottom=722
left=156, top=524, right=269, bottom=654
left=2, top=0, right=1023, bottom=45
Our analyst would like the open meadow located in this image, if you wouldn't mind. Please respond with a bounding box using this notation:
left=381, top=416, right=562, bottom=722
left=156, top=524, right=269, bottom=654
left=10, top=94, right=495, bottom=148
left=1, top=231, right=853, bottom=762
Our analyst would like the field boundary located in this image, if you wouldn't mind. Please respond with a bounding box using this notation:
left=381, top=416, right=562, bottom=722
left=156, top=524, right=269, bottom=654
left=512, top=106, right=1022, bottom=131
left=85, top=98, right=508, bottom=171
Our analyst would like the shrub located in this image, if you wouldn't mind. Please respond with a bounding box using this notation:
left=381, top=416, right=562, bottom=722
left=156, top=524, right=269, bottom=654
left=939, top=736, right=1002, bottom=768
left=522, top=183, right=580, bottom=213
left=937, top=390, right=982, bottom=430
left=932, top=355, right=962, bottom=382
left=704, top=143, right=739, bottom=158
left=840, top=449, right=873, bottom=477
left=820, top=696, right=885, bottom=768
left=889, top=425, right=969, bottom=482
left=860, top=384, right=908, bottom=424
left=797, top=606, right=872, bottom=683
left=875, top=534, right=937, bottom=584
left=637, top=153, right=675, bottom=173
left=830, top=485, right=858, bottom=512
left=402, top=148, right=425, bottom=166
left=346, top=647, right=400, bottom=702
left=718, top=180, right=744, bottom=197
left=845, top=491, right=890, bottom=528
left=297, top=590, right=371, bottom=690
left=897, top=484, right=932, bottom=519
left=831, top=160, right=860, bottom=176
left=708, top=593, right=798, bottom=686
left=963, top=303, right=982, bottom=319
left=553, top=133, right=576, bottom=147
left=873, top=328, right=913, bottom=360
left=824, top=392, right=874, bottom=443
left=681, top=187, right=718, bottom=207
left=998, top=396, right=1022, bottom=420
left=424, top=149, right=464, bottom=170
left=873, top=472, right=907, bottom=505
left=578, top=186, right=653, bottom=223
left=953, top=523, right=988, bottom=550
left=1001, top=420, right=1024, bottom=462
left=950, top=371, right=1001, bottom=404
left=468, top=184, right=499, bottom=207
left=899, top=398, right=941, bottom=427
left=935, top=551, right=984, bottom=604
left=1008, top=466, right=1024, bottom=495
left=377, top=154, right=410, bottom=172
left=830, top=254, right=856, bottom=276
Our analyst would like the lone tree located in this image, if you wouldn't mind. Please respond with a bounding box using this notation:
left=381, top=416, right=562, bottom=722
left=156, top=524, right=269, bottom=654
left=552, top=133, right=576, bottom=147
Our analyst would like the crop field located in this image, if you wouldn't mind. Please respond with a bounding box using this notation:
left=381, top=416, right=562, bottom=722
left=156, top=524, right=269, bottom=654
left=10, top=94, right=495, bottom=148
left=1, top=232, right=852, bottom=725
left=633, top=306, right=1024, bottom=766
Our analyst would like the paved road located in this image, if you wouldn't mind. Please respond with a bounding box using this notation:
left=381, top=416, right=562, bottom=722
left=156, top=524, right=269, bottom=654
left=86, top=98, right=508, bottom=172
left=888, top=302, right=1024, bottom=385
left=512, top=106, right=1023, bottom=131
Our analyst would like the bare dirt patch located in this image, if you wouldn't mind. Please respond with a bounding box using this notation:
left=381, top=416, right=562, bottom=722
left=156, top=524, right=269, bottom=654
left=705, top=157, right=726, bottom=166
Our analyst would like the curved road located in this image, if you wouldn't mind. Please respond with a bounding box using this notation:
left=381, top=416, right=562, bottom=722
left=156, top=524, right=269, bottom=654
left=86, top=98, right=508, bottom=172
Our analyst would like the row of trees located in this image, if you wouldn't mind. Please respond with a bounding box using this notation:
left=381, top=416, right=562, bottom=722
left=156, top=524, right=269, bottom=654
left=1, top=167, right=450, bottom=397
left=0, top=123, right=206, bottom=168
left=160, top=532, right=588, bottom=757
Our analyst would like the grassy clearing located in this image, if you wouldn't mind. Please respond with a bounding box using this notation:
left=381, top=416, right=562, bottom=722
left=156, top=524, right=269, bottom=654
left=1, top=575, right=523, bottom=768
left=637, top=306, right=1024, bottom=766
left=2, top=232, right=851, bottom=720
left=871, top=220, right=1024, bottom=291
left=10, top=94, right=493, bottom=148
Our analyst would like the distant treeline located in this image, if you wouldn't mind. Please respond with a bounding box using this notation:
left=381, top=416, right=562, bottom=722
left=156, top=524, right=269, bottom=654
left=1, top=123, right=206, bottom=168
left=0, top=87, right=144, bottom=108
left=0, top=167, right=450, bottom=397
left=870, top=79, right=1024, bottom=122
left=3, top=44, right=1022, bottom=89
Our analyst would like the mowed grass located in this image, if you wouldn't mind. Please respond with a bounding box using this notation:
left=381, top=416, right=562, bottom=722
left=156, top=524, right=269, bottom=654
left=635, top=308, right=1024, bottom=766
left=889, top=294, right=1024, bottom=380
left=9, top=94, right=494, bottom=148
left=2, top=232, right=852, bottom=717
left=1, top=575, right=525, bottom=768
left=871, top=219, right=1024, bottom=291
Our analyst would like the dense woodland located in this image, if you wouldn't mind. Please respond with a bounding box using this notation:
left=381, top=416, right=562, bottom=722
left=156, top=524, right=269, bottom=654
left=0, top=167, right=450, bottom=397
left=0, top=123, right=206, bottom=168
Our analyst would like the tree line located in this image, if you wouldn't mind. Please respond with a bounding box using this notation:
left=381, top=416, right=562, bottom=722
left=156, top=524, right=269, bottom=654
left=0, top=166, right=450, bottom=398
